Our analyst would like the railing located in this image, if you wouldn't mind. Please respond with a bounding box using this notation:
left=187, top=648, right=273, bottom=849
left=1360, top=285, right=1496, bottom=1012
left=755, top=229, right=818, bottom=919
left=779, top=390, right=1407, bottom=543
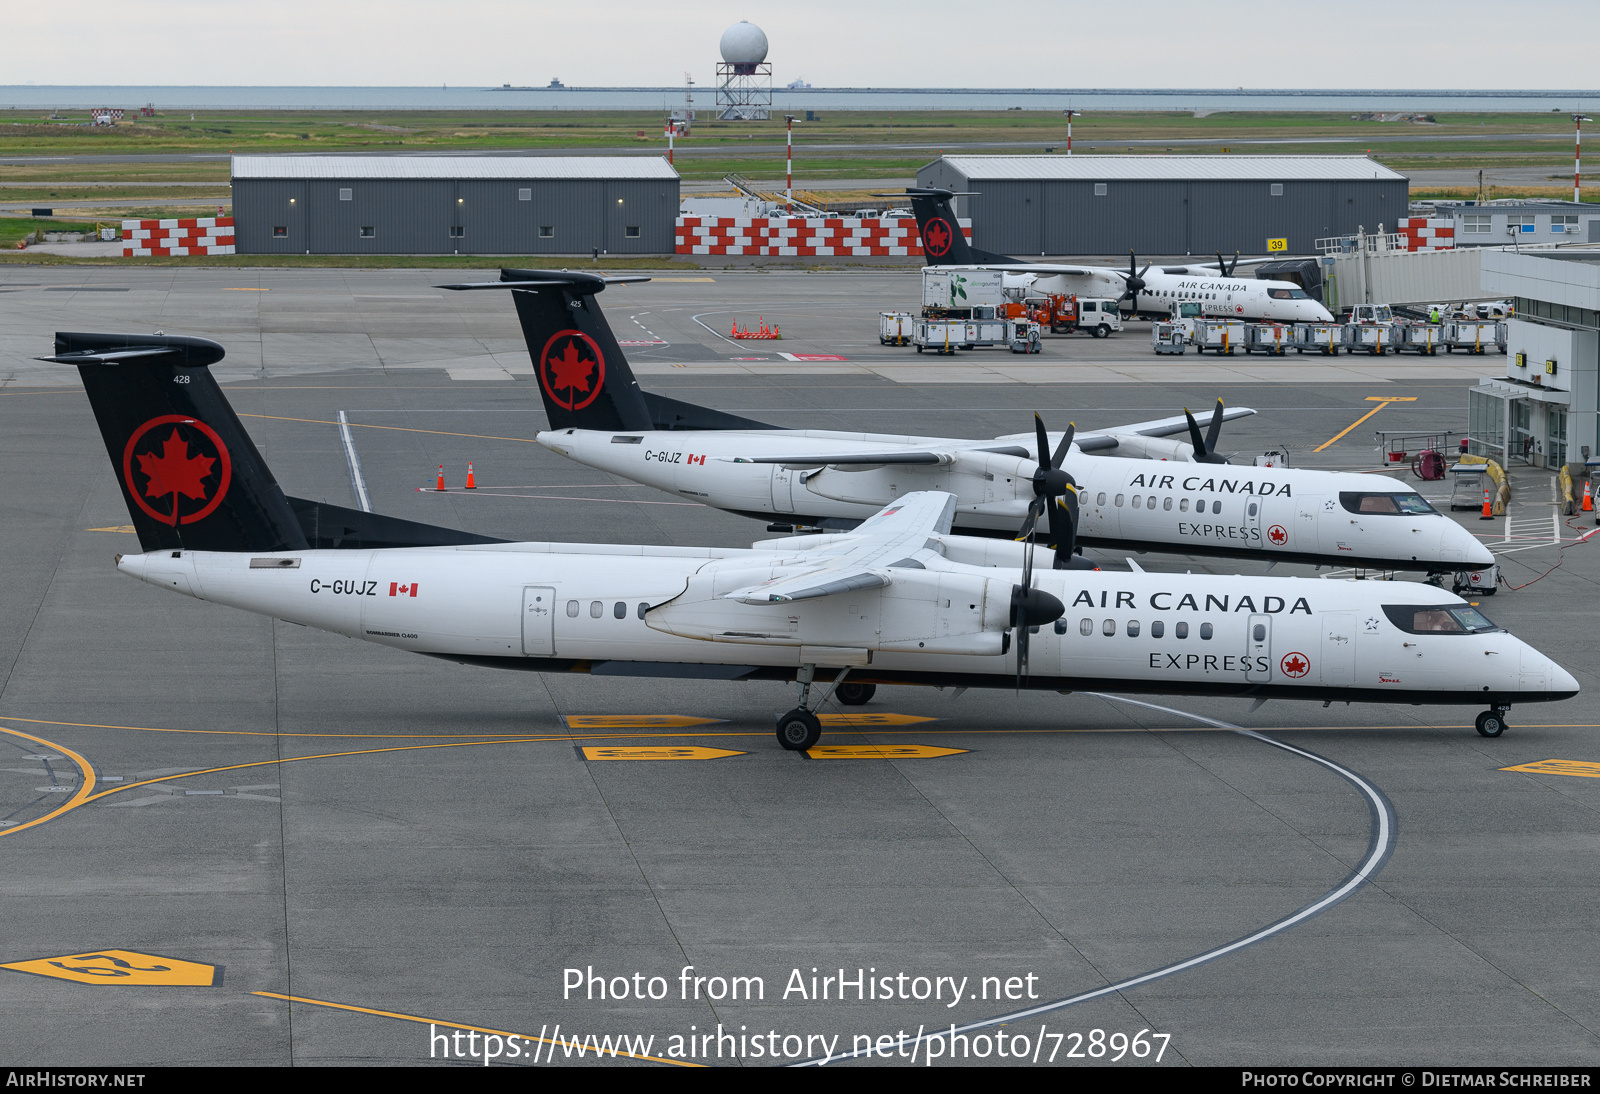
left=1316, top=231, right=1406, bottom=255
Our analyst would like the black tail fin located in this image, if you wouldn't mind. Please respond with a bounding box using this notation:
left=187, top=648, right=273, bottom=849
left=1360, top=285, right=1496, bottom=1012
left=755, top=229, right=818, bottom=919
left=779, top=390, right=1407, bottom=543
left=51, top=332, right=508, bottom=554
left=903, top=188, right=1018, bottom=266
left=440, top=269, right=775, bottom=432
left=51, top=332, right=311, bottom=554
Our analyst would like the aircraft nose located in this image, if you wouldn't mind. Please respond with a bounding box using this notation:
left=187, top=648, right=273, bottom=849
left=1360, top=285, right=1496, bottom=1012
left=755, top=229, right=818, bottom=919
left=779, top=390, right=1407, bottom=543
left=1446, top=519, right=1496, bottom=566
left=1549, top=659, right=1581, bottom=699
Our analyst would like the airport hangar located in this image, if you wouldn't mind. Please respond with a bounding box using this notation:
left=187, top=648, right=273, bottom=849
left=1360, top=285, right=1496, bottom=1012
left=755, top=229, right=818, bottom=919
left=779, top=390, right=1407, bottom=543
left=230, top=155, right=681, bottom=256
left=915, top=155, right=1410, bottom=258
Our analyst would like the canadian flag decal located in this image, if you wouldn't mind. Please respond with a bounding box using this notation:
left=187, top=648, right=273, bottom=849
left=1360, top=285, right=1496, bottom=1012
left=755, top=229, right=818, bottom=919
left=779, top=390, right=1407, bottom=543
left=688, top=454, right=706, bottom=466
left=389, top=582, right=419, bottom=597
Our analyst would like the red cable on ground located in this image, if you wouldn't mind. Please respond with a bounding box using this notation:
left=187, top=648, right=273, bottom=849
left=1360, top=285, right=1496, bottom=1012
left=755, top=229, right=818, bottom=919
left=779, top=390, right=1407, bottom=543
left=1500, top=513, right=1599, bottom=591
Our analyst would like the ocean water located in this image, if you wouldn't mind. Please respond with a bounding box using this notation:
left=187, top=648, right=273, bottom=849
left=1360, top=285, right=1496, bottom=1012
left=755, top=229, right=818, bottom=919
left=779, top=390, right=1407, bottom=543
left=0, top=86, right=1595, bottom=113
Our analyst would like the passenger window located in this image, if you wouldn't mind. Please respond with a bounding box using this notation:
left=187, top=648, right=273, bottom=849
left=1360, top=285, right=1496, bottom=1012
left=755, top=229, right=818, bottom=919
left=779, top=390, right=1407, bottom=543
left=590, top=601, right=603, bottom=618
left=1114, top=494, right=1124, bottom=507
left=1102, top=619, right=1115, bottom=636
left=1200, top=622, right=1213, bottom=640
left=637, top=602, right=649, bottom=619
left=566, top=600, right=579, bottom=617
left=1131, top=495, right=1142, bottom=509
left=1079, top=618, right=1094, bottom=636
left=1253, top=623, right=1266, bottom=641
left=1054, top=619, right=1069, bottom=635
left=1211, top=501, right=1221, bottom=514
left=613, top=601, right=626, bottom=619
left=1097, top=492, right=1107, bottom=506
left=1176, top=621, right=1189, bottom=639
left=1179, top=498, right=1190, bottom=512
left=1127, top=620, right=1140, bottom=637
left=1151, top=620, right=1164, bottom=638
left=1147, top=495, right=1156, bottom=509
left=1248, top=502, right=1258, bottom=517
left=1163, top=497, right=1173, bottom=511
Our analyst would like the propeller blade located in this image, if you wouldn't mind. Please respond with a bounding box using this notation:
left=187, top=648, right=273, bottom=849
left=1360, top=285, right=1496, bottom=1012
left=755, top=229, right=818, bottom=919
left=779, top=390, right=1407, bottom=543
left=1184, top=407, right=1208, bottom=457
left=1205, top=398, right=1226, bottom=454
left=1051, top=422, right=1075, bottom=469
left=1033, top=412, right=1051, bottom=470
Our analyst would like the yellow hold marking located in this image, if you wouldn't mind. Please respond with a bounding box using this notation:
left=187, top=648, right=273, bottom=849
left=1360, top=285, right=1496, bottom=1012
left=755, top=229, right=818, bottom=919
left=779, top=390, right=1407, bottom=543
left=1501, top=759, right=1600, bottom=779
left=579, top=746, right=745, bottom=761
left=3, top=950, right=221, bottom=986
left=818, top=713, right=938, bottom=727
left=806, top=744, right=968, bottom=759
left=563, top=715, right=725, bottom=729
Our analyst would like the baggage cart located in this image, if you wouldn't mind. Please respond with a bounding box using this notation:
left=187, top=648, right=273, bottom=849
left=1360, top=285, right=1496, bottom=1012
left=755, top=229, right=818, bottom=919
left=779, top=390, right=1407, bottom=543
left=1394, top=322, right=1442, bottom=355
left=1343, top=322, right=1395, bottom=355
left=1443, top=319, right=1498, bottom=355
left=879, top=311, right=914, bottom=345
left=1192, top=319, right=1246, bottom=355
left=1244, top=323, right=1292, bottom=355
left=1293, top=322, right=1342, bottom=355
left=1152, top=322, right=1189, bottom=354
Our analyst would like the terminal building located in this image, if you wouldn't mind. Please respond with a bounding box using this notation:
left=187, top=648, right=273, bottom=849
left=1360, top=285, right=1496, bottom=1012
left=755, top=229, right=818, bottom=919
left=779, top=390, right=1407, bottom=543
left=914, top=155, right=1408, bottom=257
left=1471, top=250, right=1600, bottom=470
left=1418, top=200, right=1600, bottom=247
left=231, top=156, right=680, bottom=256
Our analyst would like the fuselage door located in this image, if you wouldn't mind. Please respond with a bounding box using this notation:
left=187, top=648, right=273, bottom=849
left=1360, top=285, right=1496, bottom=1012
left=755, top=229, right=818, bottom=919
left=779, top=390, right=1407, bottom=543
left=1245, top=613, right=1272, bottom=681
left=770, top=465, right=795, bottom=514
left=1321, top=611, right=1355, bottom=686
left=522, top=585, right=556, bottom=656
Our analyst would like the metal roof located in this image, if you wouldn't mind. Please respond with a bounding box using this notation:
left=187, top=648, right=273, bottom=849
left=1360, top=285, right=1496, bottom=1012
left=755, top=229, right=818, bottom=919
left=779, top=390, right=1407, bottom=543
left=934, top=155, right=1407, bottom=182
left=231, top=155, right=680, bottom=181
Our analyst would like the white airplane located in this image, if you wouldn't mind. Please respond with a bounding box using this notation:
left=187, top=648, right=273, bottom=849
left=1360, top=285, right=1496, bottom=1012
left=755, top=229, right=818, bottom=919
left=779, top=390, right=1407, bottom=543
left=444, top=270, right=1493, bottom=576
left=52, top=331, right=1573, bottom=747
left=897, top=187, right=1334, bottom=324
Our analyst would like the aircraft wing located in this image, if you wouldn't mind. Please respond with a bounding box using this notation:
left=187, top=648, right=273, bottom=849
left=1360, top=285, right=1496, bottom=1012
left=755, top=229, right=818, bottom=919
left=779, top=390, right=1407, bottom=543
left=1175, top=257, right=1291, bottom=275
left=725, top=451, right=954, bottom=469
left=1074, top=407, right=1256, bottom=446
left=937, top=262, right=1111, bottom=278
left=724, top=491, right=956, bottom=604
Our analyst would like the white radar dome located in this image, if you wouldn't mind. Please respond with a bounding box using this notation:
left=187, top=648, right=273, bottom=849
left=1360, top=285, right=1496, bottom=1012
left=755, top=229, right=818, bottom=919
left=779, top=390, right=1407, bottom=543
left=719, top=21, right=769, bottom=65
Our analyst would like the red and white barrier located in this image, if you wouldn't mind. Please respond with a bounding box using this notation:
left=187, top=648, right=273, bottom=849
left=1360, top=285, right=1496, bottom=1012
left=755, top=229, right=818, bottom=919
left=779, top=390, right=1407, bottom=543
left=122, top=216, right=235, bottom=257
left=675, top=216, right=971, bottom=257
left=1397, top=217, right=1455, bottom=252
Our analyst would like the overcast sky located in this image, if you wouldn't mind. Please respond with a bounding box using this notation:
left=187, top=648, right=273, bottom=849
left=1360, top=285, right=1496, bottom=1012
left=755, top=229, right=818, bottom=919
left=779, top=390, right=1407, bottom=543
left=7, top=0, right=1600, bottom=89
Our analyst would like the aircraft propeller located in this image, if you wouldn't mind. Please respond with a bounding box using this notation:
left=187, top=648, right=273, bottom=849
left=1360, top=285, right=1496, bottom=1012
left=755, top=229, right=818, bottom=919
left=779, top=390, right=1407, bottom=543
left=1116, top=252, right=1151, bottom=313
left=1183, top=398, right=1232, bottom=464
left=1010, top=413, right=1071, bottom=689
left=1215, top=251, right=1241, bottom=278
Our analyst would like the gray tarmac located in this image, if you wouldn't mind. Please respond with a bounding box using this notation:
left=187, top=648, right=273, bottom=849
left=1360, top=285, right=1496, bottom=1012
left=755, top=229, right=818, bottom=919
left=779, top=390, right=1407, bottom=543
left=1, top=267, right=1596, bottom=1068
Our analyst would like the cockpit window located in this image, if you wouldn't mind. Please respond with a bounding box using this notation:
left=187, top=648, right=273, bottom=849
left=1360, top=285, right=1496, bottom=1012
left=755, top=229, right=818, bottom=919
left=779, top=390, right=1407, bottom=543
left=1382, top=605, right=1502, bottom=635
left=1268, top=288, right=1310, bottom=300
left=1340, top=492, right=1437, bottom=515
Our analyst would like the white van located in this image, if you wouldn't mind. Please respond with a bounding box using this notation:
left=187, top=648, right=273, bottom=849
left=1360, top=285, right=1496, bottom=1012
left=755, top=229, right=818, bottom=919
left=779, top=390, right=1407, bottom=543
left=1077, top=298, right=1124, bottom=338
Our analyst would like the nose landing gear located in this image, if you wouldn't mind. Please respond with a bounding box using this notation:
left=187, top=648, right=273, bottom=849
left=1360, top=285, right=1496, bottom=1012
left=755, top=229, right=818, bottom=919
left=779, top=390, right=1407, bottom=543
left=1476, top=706, right=1510, bottom=738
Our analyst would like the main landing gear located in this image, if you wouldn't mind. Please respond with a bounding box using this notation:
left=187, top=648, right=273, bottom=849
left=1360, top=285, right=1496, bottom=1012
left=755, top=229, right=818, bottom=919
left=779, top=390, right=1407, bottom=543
left=776, top=666, right=872, bottom=751
left=1476, top=706, right=1511, bottom=738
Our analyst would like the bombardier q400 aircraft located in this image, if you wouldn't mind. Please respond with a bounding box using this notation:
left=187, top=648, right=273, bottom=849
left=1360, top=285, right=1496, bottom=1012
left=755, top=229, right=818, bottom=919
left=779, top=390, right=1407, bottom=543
left=52, top=330, right=1570, bottom=748
left=896, top=187, right=1335, bottom=325
left=443, top=270, right=1492, bottom=576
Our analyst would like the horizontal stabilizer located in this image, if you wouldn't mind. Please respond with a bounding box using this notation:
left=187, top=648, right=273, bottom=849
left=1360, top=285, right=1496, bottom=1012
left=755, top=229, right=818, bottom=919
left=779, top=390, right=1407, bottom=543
left=41, top=332, right=226, bottom=368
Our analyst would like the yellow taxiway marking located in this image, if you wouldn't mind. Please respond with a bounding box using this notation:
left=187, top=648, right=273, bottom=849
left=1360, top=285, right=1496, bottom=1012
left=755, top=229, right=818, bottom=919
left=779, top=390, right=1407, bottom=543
left=85, top=525, right=135, bottom=533
left=806, top=744, right=969, bottom=760
left=580, top=746, right=745, bottom=761
left=1313, top=396, right=1419, bottom=453
left=250, top=992, right=699, bottom=1067
left=564, top=714, right=725, bottom=729
left=0, top=726, right=96, bottom=839
left=818, top=713, right=938, bottom=727
left=238, top=413, right=539, bottom=445
left=1501, top=759, right=1600, bottom=779
left=2, top=950, right=220, bottom=986
left=1, top=714, right=567, bottom=740
left=222, top=287, right=269, bottom=291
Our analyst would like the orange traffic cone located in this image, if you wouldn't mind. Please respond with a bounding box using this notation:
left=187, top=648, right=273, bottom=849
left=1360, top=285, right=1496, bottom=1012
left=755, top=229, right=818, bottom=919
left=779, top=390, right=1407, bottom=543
left=730, top=322, right=738, bottom=338
left=465, top=462, right=476, bottom=490
left=435, top=465, right=446, bottom=492
left=1480, top=484, right=1493, bottom=520
left=1583, top=480, right=1592, bottom=512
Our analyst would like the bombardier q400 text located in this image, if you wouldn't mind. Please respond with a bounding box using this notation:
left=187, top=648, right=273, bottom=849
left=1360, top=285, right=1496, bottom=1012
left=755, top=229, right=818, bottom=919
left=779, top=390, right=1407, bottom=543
left=443, top=269, right=1491, bottom=576
left=897, top=187, right=1334, bottom=324
left=52, top=330, right=1570, bottom=748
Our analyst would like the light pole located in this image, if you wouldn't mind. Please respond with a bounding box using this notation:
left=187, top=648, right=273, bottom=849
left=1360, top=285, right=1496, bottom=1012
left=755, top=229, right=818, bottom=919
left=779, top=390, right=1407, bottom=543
left=1063, top=109, right=1079, bottom=155
left=785, top=114, right=795, bottom=212
left=1575, top=114, right=1591, bottom=204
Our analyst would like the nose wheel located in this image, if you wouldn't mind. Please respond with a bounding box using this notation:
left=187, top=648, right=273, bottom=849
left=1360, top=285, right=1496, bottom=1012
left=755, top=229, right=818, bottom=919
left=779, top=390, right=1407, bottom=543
left=1475, top=709, right=1509, bottom=738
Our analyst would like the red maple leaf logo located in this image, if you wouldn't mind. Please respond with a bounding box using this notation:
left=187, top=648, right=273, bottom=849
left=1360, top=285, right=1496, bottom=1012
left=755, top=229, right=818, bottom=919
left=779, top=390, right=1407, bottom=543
left=538, top=331, right=606, bottom=412
left=548, top=341, right=594, bottom=396
left=923, top=217, right=952, bottom=256
left=138, top=429, right=215, bottom=506
left=1268, top=525, right=1288, bottom=545
left=1280, top=652, right=1310, bottom=678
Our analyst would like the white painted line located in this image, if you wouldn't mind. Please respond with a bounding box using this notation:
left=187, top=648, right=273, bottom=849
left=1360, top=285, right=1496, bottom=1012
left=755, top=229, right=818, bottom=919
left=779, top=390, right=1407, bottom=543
left=337, top=411, right=372, bottom=514
left=795, top=694, right=1397, bottom=1068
